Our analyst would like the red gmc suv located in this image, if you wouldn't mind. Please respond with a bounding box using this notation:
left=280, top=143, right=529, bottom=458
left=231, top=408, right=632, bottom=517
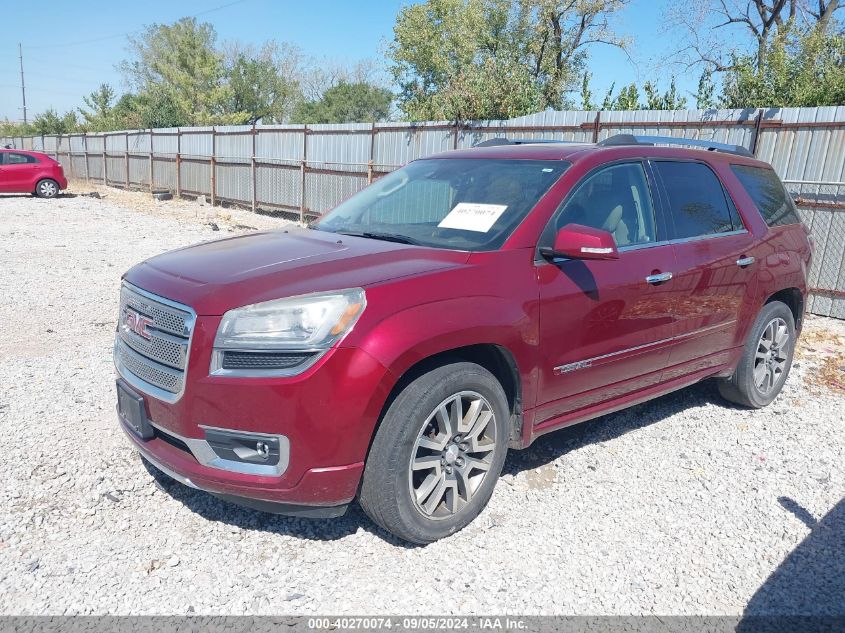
left=115, top=135, right=812, bottom=543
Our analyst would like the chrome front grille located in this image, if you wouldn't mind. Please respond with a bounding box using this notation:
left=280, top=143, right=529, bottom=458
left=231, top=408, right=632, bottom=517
left=114, top=282, right=195, bottom=402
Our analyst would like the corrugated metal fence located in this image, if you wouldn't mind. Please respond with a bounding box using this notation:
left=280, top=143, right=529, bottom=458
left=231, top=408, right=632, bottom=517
left=3, top=106, right=845, bottom=318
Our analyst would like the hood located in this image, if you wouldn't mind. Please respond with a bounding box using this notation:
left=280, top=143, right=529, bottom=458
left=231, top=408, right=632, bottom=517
left=124, top=228, right=469, bottom=315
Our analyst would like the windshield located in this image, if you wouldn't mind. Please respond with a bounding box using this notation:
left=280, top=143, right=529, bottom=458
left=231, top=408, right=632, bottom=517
left=313, top=158, right=569, bottom=251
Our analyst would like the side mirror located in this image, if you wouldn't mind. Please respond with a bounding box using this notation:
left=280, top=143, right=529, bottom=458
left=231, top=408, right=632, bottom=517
left=540, top=223, right=619, bottom=261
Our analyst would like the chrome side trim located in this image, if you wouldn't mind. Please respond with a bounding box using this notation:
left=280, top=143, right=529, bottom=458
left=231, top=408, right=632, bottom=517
left=149, top=420, right=290, bottom=478
left=553, top=320, right=736, bottom=375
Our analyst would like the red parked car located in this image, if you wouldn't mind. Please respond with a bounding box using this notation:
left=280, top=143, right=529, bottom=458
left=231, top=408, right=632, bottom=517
left=115, top=135, right=812, bottom=543
left=0, top=149, right=67, bottom=198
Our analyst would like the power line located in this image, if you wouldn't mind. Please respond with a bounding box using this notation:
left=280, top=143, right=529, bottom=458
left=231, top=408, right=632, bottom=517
left=18, top=43, right=27, bottom=125
left=24, top=0, right=251, bottom=50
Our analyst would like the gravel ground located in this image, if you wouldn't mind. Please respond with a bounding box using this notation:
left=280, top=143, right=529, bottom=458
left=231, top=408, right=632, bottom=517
left=0, top=185, right=843, bottom=616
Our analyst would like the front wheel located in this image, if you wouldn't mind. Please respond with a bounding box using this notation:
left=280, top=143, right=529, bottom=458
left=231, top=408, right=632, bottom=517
left=359, top=361, right=509, bottom=544
left=35, top=178, right=60, bottom=198
left=718, top=301, right=796, bottom=408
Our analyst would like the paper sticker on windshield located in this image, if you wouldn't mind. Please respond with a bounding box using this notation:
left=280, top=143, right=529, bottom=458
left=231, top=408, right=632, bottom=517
left=437, top=203, right=508, bottom=232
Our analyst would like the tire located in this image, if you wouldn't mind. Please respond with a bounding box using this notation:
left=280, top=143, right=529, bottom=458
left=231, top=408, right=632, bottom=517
left=35, top=178, right=60, bottom=198
left=359, top=361, right=509, bottom=544
left=718, top=301, right=796, bottom=408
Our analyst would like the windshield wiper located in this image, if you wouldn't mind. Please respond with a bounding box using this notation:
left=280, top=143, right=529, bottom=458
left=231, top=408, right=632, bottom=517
left=335, top=230, right=422, bottom=246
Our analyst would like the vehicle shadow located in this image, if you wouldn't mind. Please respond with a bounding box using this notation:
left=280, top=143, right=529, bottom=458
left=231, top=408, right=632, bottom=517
left=145, top=379, right=735, bottom=545
left=0, top=193, right=76, bottom=199
left=140, top=457, right=386, bottom=544
left=502, top=378, right=732, bottom=476
left=736, top=496, right=845, bottom=630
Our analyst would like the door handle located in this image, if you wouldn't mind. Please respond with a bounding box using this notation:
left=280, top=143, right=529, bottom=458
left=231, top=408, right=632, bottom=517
left=645, top=272, right=673, bottom=284
left=736, top=256, right=755, bottom=267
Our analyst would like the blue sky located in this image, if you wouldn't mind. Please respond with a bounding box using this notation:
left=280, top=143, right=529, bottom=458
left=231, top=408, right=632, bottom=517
left=1, top=0, right=691, bottom=122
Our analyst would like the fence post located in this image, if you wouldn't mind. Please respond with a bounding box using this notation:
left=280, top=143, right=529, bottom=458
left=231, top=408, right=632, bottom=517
left=251, top=123, right=257, bottom=213
left=210, top=126, right=217, bottom=206
left=149, top=129, right=154, bottom=194
left=592, top=111, right=602, bottom=143
left=452, top=122, right=459, bottom=149
left=368, top=123, right=376, bottom=184
left=84, top=134, right=90, bottom=183
left=300, top=125, right=308, bottom=222
left=751, top=109, right=764, bottom=157
left=176, top=129, right=182, bottom=198
left=124, top=132, right=130, bottom=189
left=103, top=134, right=108, bottom=185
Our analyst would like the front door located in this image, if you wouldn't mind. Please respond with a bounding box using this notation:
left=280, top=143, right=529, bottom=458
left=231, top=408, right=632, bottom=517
left=0, top=152, right=38, bottom=192
left=534, top=161, right=676, bottom=429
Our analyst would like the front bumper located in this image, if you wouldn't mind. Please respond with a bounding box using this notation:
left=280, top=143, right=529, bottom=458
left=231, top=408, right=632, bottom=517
left=124, top=420, right=353, bottom=517
left=116, top=315, right=394, bottom=512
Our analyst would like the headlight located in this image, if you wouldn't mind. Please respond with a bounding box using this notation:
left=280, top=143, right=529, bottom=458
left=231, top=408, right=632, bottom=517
left=210, top=288, right=365, bottom=376
left=214, top=288, right=366, bottom=351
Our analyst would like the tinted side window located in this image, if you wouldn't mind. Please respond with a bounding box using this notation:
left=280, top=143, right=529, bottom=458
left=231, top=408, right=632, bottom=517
left=654, top=161, right=734, bottom=239
left=553, top=162, right=657, bottom=247
left=5, top=153, right=36, bottom=164
left=731, top=164, right=801, bottom=227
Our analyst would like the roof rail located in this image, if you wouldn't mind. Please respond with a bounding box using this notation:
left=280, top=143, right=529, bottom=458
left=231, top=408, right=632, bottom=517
left=473, top=137, right=582, bottom=147
left=597, top=134, right=753, bottom=157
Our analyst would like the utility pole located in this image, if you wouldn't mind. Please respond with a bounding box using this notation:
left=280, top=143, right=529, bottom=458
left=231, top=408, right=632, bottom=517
left=18, top=43, right=27, bottom=125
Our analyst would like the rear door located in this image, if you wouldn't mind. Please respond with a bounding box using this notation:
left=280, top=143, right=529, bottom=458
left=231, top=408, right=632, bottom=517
left=651, top=160, right=758, bottom=379
left=0, top=152, right=39, bottom=192
left=534, top=161, right=677, bottom=428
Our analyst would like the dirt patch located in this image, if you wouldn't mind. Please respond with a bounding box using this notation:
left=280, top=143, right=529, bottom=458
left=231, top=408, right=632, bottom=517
left=66, top=178, right=298, bottom=233
left=796, top=318, right=845, bottom=393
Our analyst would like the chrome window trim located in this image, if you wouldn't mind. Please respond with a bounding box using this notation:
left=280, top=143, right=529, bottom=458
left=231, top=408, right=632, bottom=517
left=149, top=420, right=290, bottom=477
left=114, top=282, right=196, bottom=403
left=617, top=229, right=749, bottom=253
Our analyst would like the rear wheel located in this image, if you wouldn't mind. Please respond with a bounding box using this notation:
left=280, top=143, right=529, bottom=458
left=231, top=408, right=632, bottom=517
left=718, top=301, right=796, bottom=408
left=35, top=178, right=59, bottom=198
left=359, top=361, right=509, bottom=544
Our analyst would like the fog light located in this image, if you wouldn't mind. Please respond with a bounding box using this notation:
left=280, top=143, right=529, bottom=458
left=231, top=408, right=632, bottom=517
left=204, top=428, right=280, bottom=466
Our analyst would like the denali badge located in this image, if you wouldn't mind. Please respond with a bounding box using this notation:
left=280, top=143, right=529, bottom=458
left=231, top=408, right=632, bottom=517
left=123, top=308, right=153, bottom=341
left=554, top=359, right=592, bottom=375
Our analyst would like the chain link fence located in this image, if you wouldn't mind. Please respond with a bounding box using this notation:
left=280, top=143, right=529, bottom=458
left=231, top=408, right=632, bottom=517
left=3, top=106, right=845, bottom=318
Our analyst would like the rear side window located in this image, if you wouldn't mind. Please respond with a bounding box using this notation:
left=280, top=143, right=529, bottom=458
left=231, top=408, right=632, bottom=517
left=731, top=164, right=801, bottom=227
left=4, top=152, right=37, bottom=164
left=653, top=161, right=735, bottom=239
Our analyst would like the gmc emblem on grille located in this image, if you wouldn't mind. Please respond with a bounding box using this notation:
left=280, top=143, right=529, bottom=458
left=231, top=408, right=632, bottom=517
left=123, top=308, right=153, bottom=340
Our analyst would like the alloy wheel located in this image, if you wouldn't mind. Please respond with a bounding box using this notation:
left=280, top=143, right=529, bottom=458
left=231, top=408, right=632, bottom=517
left=754, top=317, right=789, bottom=394
left=408, top=391, right=497, bottom=520
left=39, top=181, right=57, bottom=197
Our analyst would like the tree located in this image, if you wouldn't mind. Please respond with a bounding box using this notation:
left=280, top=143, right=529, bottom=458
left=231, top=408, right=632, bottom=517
left=79, top=84, right=118, bottom=131
left=291, top=81, right=393, bottom=123
left=225, top=42, right=301, bottom=123
left=31, top=109, right=79, bottom=135
left=643, top=77, right=687, bottom=110
left=695, top=69, right=716, bottom=108
left=389, top=0, right=630, bottom=120
left=720, top=26, right=845, bottom=107
left=580, top=71, right=594, bottom=109
left=670, top=0, right=843, bottom=75
left=120, top=17, right=235, bottom=125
